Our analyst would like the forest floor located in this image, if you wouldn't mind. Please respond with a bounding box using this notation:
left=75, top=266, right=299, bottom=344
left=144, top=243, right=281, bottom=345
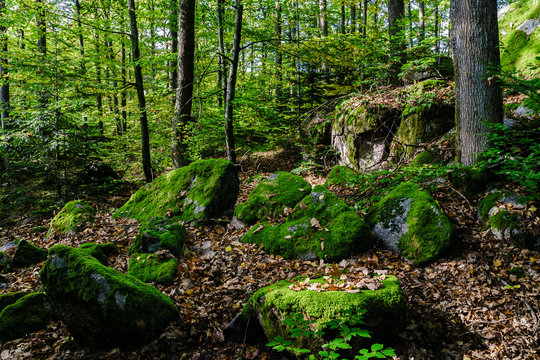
left=0, top=150, right=539, bottom=360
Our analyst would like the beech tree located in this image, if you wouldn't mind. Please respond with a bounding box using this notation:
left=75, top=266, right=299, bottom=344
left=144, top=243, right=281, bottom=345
left=451, top=0, right=503, bottom=166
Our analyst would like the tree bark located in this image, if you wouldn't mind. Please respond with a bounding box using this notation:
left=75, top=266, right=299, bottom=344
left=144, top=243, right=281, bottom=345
left=341, top=4, right=346, bottom=34
left=434, top=4, right=439, bottom=53
left=127, top=0, right=153, bottom=182
left=171, top=0, right=195, bottom=168
left=0, top=0, right=9, bottom=129
left=362, top=0, right=367, bottom=36
left=350, top=3, right=356, bottom=33
left=217, top=0, right=226, bottom=107
left=75, top=0, right=85, bottom=73
left=319, top=0, right=328, bottom=36
left=169, top=0, right=178, bottom=108
left=94, top=9, right=103, bottom=135
left=387, top=0, right=404, bottom=84
left=451, top=0, right=502, bottom=166
left=275, top=0, right=282, bottom=102
left=224, top=0, right=243, bottom=164
left=418, top=0, right=425, bottom=41
left=36, top=0, right=47, bottom=108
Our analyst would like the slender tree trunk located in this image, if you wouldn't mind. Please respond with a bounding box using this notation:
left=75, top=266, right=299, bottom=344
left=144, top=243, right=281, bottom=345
left=408, top=0, right=413, bottom=47
left=341, top=4, right=346, bottom=34
left=363, top=0, right=367, bottom=36
left=451, top=0, right=502, bottom=166
left=217, top=0, right=226, bottom=107
left=275, top=0, right=282, bottom=102
left=319, top=0, right=328, bottom=36
left=127, top=0, right=153, bottom=182
left=172, top=0, right=195, bottom=168
left=170, top=0, right=178, bottom=108
left=387, top=0, right=405, bottom=84
left=224, top=0, right=243, bottom=164
left=0, top=0, right=9, bottom=130
left=94, top=9, right=103, bottom=135
left=75, top=0, right=85, bottom=73
left=121, top=38, right=127, bottom=132
left=434, top=4, right=440, bottom=54
left=418, top=0, right=425, bottom=42
left=36, top=0, right=47, bottom=108
left=295, top=0, right=300, bottom=115
left=350, top=3, right=356, bottom=33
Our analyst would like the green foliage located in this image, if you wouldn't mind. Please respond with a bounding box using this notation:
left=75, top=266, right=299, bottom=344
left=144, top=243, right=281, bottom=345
left=267, top=310, right=395, bottom=360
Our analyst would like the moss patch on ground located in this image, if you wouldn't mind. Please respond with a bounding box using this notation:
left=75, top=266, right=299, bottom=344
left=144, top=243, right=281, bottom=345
left=0, top=292, right=54, bottom=342
left=47, top=200, right=96, bottom=238
left=129, top=217, right=186, bottom=256
left=40, top=245, right=178, bottom=348
left=234, top=172, right=311, bottom=225
left=128, top=253, right=179, bottom=286
left=368, top=182, right=453, bottom=265
left=478, top=190, right=510, bottom=221
left=324, top=165, right=360, bottom=187
left=242, top=186, right=373, bottom=261
left=114, top=159, right=239, bottom=226
left=12, top=240, right=48, bottom=267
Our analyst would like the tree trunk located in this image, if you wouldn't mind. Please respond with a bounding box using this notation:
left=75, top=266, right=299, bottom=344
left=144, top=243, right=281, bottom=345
left=418, top=0, right=425, bottom=42
left=387, top=0, right=404, bottom=84
left=350, top=3, right=356, bottom=33
left=94, top=9, right=103, bottom=135
left=127, top=0, right=153, bottom=182
left=217, top=0, right=226, bottom=107
left=275, top=0, right=282, bottom=102
left=75, top=0, right=85, bottom=73
left=36, top=0, right=47, bottom=108
left=341, top=4, right=346, bottom=34
left=120, top=38, right=127, bottom=132
left=362, top=0, right=367, bottom=36
left=170, top=0, right=178, bottom=108
left=434, top=4, right=439, bottom=53
left=171, top=0, right=195, bottom=168
left=0, top=0, right=9, bottom=130
left=319, top=0, right=328, bottom=36
left=224, top=0, right=243, bottom=164
left=451, top=0, right=502, bottom=166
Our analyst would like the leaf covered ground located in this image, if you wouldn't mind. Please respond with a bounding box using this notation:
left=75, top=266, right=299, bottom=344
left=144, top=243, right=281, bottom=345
left=0, top=154, right=538, bottom=360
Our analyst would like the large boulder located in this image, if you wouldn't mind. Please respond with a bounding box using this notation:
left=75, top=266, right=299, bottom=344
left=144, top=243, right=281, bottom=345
left=234, top=172, right=312, bottom=226
left=367, top=182, right=453, bottom=265
left=12, top=239, right=48, bottom=267
left=226, top=275, right=405, bottom=352
left=324, top=165, right=360, bottom=188
left=114, top=159, right=239, bottom=225
left=46, top=200, right=96, bottom=238
left=128, top=253, right=178, bottom=286
left=242, top=186, right=373, bottom=261
left=0, top=292, right=54, bottom=342
left=78, top=242, right=117, bottom=265
left=129, top=217, right=187, bottom=256
left=40, top=245, right=178, bottom=349
left=332, top=100, right=400, bottom=171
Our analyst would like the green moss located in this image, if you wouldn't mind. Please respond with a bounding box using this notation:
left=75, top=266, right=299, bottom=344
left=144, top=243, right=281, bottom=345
left=0, top=251, right=11, bottom=273
left=0, top=292, right=54, bottom=342
left=368, top=182, right=453, bottom=265
left=130, top=217, right=186, bottom=256
left=47, top=200, right=96, bottom=237
left=40, top=245, right=178, bottom=348
left=114, top=159, right=239, bottom=226
left=0, top=291, right=29, bottom=312
left=234, top=172, right=312, bottom=225
left=488, top=210, right=518, bottom=231
left=409, top=149, right=442, bottom=167
left=128, top=253, right=179, bottom=286
left=12, top=240, right=48, bottom=267
left=509, top=266, right=525, bottom=277
left=79, top=243, right=117, bottom=265
left=244, top=276, right=405, bottom=348
left=325, top=165, right=360, bottom=187
left=242, top=186, right=373, bottom=261
left=478, top=191, right=510, bottom=221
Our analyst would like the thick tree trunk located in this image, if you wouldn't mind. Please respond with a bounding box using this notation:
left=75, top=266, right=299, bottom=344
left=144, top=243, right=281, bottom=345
left=127, top=0, right=153, bottom=182
left=275, top=0, right=282, bottom=102
left=387, top=0, right=404, bottom=84
left=319, top=0, right=328, bottom=36
left=0, top=0, right=9, bottom=129
left=171, top=0, right=195, bottom=168
left=451, top=0, right=502, bottom=166
left=419, top=0, right=425, bottom=41
left=170, top=0, right=178, bottom=108
left=224, top=0, right=243, bottom=164
left=217, top=0, right=226, bottom=107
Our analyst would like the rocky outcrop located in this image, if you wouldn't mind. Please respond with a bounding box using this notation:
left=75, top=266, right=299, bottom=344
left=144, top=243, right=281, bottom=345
left=47, top=200, right=96, bottom=238
left=242, top=186, right=373, bottom=262
left=114, top=159, right=239, bottom=225
left=367, top=182, right=453, bottom=265
left=234, top=172, right=312, bottom=226
left=40, top=245, right=178, bottom=349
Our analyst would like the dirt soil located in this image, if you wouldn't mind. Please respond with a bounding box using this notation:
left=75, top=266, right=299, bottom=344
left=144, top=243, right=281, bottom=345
left=0, top=152, right=538, bottom=360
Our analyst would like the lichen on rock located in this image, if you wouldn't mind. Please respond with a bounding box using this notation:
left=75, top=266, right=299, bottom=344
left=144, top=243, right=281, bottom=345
left=40, top=244, right=178, bottom=349
left=114, top=159, right=239, bottom=226
left=128, top=253, right=179, bottom=286
left=368, top=182, right=453, bottom=265
left=234, top=171, right=312, bottom=226
left=129, top=217, right=186, bottom=257
left=47, top=200, right=96, bottom=237
left=242, top=186, right=373, bottom=261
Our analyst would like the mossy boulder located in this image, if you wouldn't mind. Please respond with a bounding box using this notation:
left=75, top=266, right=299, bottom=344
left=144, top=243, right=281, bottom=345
left=47, top=200, right=96, bottom=237
left=408, top=148, right=443, bottom=167
left=368, top=182, right=453, bottom=265
left=12, top=239, right=48, bottom=267
left=114, top=159, right=239, bottom=225
left=325, top=165, right=360, bottom=187
left=0, top=251, right=11, bottom=273
left=332, top=99, right=400, bottom=171
left=129, top=217, right=186, bottom=256
left=229, top=275, right=405, bottom=351
left=234, top=172, right=312, bottom=226
left=0, top=291, right=29, bottom=312
left=40, top=245, right=178, bottom=349
left=0, top=292, right=54, bottom=342
left=242, top=186, right=373, bottom=261
left=128, top=253, right=179, bottom=286
left=79, top=243, right=117, bottom=265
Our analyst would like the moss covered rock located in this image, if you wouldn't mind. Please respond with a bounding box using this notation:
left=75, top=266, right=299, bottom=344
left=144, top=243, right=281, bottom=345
left=79, top=243, right=117, bottom=265
left=0, top=292, right=54, bottom=342
left=114, top=159, right=239, bottom=225
left=40, top=245, right=178, bottom=349
left=234, top=172, right=312, bottom=226
left=47, top=200, right=96, bottom=237
left=408, top=148, right=443, bottom=167
left=12, top=239, right=48, bottom=267
left=232, top=275, right=405, bottom=351
left=0, top=291, right=29, bottom=312
left=368, top=182, right=453, bottom=265
left=129, top=217, right=186, bottom=256
left=324, top=165, right=360, bottom=187
left=128, top=253, right=178, bottom=286
left=242, top=186, right=373, bottom=261
left=0, top=251, right=11, bottom=273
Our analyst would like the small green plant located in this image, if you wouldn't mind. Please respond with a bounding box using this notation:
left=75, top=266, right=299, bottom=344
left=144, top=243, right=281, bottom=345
left=267, top=310, right=395, bottom=360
